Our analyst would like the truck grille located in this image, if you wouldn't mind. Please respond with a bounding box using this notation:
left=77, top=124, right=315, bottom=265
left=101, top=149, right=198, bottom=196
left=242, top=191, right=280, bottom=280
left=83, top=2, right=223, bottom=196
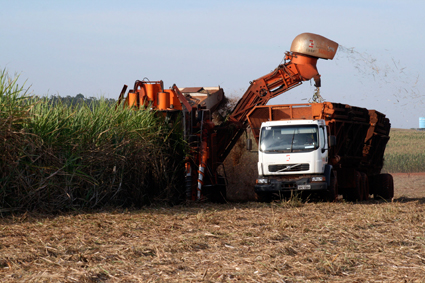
left=268, top=163, right=310, bottom=172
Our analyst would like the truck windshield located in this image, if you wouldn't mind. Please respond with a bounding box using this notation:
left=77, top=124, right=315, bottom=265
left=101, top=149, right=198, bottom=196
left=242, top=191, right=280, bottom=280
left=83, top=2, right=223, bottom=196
left=260, top=125, right=319, bottom=153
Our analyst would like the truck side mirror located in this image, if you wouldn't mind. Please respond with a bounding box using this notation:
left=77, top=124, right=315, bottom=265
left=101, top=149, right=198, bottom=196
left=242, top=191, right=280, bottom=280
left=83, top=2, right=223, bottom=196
left=329, top=135, right=336, bottom=147
left=246, top=139, right=252, bottom=151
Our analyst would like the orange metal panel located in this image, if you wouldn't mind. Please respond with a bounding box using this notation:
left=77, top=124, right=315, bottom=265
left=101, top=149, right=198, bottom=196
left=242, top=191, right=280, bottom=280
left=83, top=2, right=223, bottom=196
left=136, top=86, right=147, bottom=108
left=145, top=83, right=160, bottom=107
left=290, top=55, right=319, bottom=82
left=128, top=92, right=137, bottom=108
left=166, top=89, right=182, bottom=110
left=158, top=92, right=169, bottom=110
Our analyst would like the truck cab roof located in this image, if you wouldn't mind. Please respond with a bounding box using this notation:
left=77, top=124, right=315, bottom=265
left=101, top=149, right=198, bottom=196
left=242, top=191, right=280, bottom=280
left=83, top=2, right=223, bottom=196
left=261, top=119, right=326, bottom=127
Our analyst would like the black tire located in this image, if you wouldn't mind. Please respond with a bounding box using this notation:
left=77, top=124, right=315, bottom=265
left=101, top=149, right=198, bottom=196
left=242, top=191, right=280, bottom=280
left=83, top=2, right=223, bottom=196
left=211, top=175, right=227, bottom=203
left=361, top=173, right=370, bottom=201
left=255, top=192, right=272, bottom=203
left=346, top=171, right=363, bottom=202
left=326, top=174, right=338, bottom=201
left=202, top=175, right=227, bottom=203
left=375, top=173, right=394, bottom=200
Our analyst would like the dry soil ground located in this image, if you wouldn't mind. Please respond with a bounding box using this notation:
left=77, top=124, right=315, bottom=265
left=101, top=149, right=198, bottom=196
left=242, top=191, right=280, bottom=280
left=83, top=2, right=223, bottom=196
left=1, top=173, right=425, bottom=282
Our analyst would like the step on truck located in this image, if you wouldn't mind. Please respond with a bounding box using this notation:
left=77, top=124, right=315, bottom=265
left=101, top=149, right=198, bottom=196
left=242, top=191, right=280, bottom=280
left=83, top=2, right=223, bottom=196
left=247, top=102, right=393, bottom=201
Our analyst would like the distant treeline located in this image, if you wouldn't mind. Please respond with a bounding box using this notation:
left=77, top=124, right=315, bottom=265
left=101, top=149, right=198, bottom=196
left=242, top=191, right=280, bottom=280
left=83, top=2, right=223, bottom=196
left=48, top=93, right=117, bottom=108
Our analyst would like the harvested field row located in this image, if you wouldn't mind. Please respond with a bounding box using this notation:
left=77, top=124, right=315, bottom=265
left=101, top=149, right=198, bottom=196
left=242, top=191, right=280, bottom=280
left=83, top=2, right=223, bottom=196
left=1, top=174, right=425, bottom=282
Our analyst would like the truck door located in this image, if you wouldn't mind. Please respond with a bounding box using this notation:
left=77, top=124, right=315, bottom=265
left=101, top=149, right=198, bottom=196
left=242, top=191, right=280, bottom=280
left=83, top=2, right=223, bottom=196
left=319, top=126, right=328, bottom=169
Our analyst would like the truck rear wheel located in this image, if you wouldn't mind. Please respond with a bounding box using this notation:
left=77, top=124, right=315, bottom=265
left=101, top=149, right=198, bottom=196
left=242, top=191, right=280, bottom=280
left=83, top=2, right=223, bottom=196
left=346, top=171, right=363, bottom=202
left=361, top=173, right=370, bottom=201
left=375, top=173, right=394, bottom=200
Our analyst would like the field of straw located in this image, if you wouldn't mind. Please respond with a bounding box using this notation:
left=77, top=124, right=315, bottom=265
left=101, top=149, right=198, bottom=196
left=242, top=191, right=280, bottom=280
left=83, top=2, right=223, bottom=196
left=1, top=174, right=425, bottom=282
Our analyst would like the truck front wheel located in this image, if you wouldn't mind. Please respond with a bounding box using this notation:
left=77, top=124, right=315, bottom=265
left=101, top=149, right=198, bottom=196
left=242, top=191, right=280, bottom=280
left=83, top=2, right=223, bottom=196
left=255, top=192, right=272, bottom=203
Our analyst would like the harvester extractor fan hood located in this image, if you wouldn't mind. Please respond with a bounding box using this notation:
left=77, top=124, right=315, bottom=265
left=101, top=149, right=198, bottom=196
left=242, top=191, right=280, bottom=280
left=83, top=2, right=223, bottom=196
left=290, top=33, right=339, bottom=60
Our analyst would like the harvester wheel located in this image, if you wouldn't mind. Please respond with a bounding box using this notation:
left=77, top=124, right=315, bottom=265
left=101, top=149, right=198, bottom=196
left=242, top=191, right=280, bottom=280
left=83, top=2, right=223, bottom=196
left=201, top=175, right=227, bottom=203
left=361, top=173, right=370, bottom=201
left=375, top=173, right=394, bottom=200
left=211, top=175, right=227, bottom=203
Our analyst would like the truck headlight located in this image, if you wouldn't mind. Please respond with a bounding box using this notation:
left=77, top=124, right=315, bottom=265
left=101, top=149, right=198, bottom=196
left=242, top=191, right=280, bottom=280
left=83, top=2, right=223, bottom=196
left=311, top=176, right=325, bottom=182
left=256, top=178, right=269, bottom=184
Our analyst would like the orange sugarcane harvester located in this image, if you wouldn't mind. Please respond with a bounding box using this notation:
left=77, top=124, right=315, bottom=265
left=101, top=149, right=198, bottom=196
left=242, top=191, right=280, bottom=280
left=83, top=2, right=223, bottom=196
left=117, top=33, right=349, bottom=202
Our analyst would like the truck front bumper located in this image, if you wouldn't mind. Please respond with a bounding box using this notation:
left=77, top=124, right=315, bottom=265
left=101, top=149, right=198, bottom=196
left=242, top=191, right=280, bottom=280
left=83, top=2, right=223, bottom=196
left=255, top=177, right=327, bottom=193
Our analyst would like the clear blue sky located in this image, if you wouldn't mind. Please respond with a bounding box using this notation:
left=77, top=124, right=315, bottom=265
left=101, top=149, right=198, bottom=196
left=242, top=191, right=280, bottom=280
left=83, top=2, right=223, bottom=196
left=1, top=0, right=424, bottom=128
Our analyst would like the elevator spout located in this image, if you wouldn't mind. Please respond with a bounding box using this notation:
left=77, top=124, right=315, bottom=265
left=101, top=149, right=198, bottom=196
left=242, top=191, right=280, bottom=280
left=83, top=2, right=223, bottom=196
left=290, top=32, right=339, bottom=60
left=288, top=33, right=338, bottom=86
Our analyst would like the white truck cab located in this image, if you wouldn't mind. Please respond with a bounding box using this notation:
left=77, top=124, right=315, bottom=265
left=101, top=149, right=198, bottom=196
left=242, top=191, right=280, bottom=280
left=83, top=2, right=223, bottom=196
left=255, top=119, right=334, bottom=197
